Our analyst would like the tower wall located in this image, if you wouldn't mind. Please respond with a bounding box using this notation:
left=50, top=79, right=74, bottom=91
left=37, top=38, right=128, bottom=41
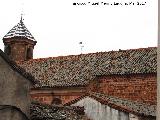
left=3, top=38, right=36, bottom=61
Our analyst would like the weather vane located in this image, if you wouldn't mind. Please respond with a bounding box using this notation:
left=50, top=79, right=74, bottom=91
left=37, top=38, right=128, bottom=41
left=79, top=42, right=84, bottom=54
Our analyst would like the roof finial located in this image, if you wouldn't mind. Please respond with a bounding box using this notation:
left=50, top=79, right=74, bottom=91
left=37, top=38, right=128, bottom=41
left=20, top=13, right=24, bottom=22
left=20, top=0, right=25, bottom=22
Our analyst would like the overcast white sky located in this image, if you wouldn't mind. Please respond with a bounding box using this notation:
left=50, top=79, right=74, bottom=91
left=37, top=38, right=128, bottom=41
left=0, top=0, right=158, bottom=58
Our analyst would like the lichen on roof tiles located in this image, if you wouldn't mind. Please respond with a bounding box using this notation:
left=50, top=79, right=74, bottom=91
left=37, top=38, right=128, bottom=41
left=18, top=47, right=157, bottom=87
left=65, top=92, right=156, bottom=116
left=90, top=92, right=156, bottom=116
left=30, top=101, right=85, bottom=120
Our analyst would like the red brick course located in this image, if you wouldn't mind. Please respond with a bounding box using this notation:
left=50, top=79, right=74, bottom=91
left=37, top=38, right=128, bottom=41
left=31, top=92, right=82, bottom=105
left=31, top=94, right=53, bottom=104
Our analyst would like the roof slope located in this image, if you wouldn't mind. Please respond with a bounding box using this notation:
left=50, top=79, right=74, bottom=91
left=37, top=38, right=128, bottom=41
left=18, top=47, right=157, bottom=87
left=30, top=101, right=85, bottom=120
left=65, top=92, right=156, bottom=117
left=0, top=49, right=36, bottom=83
left=3, top=17, right=35, bottom=41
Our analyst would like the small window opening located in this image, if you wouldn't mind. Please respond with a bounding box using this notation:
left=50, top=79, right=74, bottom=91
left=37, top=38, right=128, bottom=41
left=52, top=98, right=62, bottom=105
left=26, top=48, right=33, bottom=59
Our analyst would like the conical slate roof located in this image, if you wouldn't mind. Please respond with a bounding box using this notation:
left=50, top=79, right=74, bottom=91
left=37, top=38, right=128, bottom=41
left=3, top=17, right=35, bottom=41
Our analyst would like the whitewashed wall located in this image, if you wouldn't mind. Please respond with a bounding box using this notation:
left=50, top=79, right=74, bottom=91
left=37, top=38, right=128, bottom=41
left=72, top=97, right=137, bottom=120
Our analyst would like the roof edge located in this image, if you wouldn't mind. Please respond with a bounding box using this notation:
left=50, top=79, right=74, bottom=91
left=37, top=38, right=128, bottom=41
left=23, top=46, right=157, bottom=61
left=0, top=49, right=36, bottom=84
left=64, top=92, right=156, bottom=117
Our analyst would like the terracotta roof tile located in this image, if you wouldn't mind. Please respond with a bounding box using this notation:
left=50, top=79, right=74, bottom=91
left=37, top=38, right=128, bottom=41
left=30, top=101, right=85, bottom=120
left=90, top=92, right=156, bottom=116
left=18, top=47, right=157, bottom=87
left=64, top=92, right=156, bottom=116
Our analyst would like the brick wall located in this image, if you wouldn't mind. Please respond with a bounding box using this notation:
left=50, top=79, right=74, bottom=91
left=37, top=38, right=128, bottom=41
left=31, top=94, right=53, bottom=104
left=11, top=43, right=26, bottom=61
left=88, top=73, right=156, bottom=105
left=60, top=95, right=81, bottom=104
left=30, top=73, right=156, bottom=105
left=4, top=38, right=36, bottom=61
left=31, top=94, right=81, bottom=105
left=30, top=87, right=85, bottom=105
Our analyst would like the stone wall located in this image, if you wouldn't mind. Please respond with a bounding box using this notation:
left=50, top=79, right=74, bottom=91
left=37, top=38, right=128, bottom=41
left=88, top=73, right=156, bottom=105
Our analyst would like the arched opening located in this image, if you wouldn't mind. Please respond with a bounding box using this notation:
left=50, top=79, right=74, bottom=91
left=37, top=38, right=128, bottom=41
left=51, top=98, right=62, bottom=105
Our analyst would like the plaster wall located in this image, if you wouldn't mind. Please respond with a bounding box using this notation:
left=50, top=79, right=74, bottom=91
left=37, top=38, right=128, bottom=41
left=72, top=97, right=129, bottom=120
left=0, top=107, right=28, bottom=120
left=0, top=56, right=31, bottom=118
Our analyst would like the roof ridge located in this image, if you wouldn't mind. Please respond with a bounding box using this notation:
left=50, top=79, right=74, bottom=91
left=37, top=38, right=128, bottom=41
left=17, top=46, right=156, bottom=87
left=19, top=47, right=157, bottom=63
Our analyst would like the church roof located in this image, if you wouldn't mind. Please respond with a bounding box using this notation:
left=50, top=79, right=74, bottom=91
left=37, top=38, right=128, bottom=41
left=65, top=92, right=156, bottom=116
left=17, top=47, right=157, bottom=87
left=30, top=101, right=85, bottom=120
left=3, top=17, right=35, bottom=41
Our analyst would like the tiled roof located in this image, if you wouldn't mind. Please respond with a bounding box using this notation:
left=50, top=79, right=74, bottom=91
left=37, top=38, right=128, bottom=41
left=65, top=92, right=156, bottom=117
left=30, top=101, right=85, bottom=120
left=0, top=49, right=36, bottom=84
left=3, top=17, right=35, bottom=41
left=18, top=47, right=157, bottom=87
left=90, top=92, right=156, bottom=116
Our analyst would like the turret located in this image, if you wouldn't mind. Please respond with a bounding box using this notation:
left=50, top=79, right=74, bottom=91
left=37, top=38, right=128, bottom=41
left=3, top=17, right=37, bottom=61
